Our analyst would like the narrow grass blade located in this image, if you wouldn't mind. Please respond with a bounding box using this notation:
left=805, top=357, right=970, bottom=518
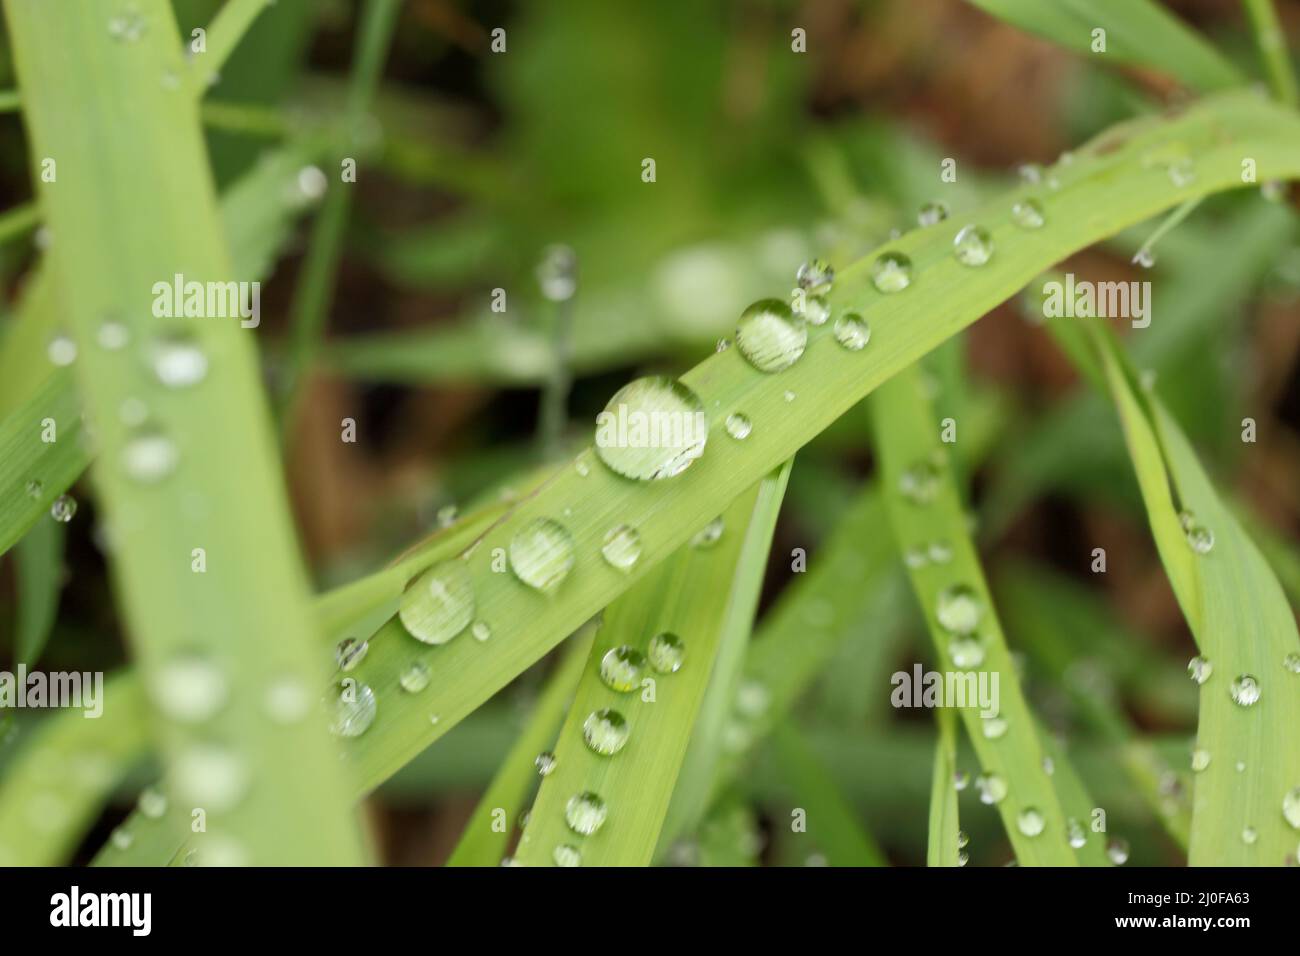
left=445, top=626, right=593, bottom=867
left=190, top=0, right=275, bottom=92
left=967, top=0, right=1243, bottom=92
left=1243, top=0, right=1298, bottom=107
left=5, top=0, right=364, bottom=864
left=13, top=516, right=64, bottom=665
left=1084, top=322, right=1300, bottom=865
left=515, top=471, right=788, bottom=866
left=870, top=365, right=1106, bottom=865
left=927, top=707, right=961, bottom=866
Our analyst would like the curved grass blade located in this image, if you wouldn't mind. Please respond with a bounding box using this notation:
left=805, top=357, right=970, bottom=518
left=1085, top=321, right=1300, bottom=865
left=927, top=707, right=962, bottom=866
left=13, top=516, right=64, bottom=665
left=515, top=470, right=788, bottom=866
left=1243, top=0, right=1298, bottom=107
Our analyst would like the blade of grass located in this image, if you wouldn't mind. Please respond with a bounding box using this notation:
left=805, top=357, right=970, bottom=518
left=445, top=626, right=593, bottom=867
left=5, top=0, right=364, bottom=864
left=927, top=706, right=962, bottom=866
left=515, top=468, right=788, bottom=866
left=967, top=0, right=1243, bottom=92
left=13, top=516, right=64, bottom=666
left=870, top=364, right=1107, bottom=865
left=1243, top=0, right=1298, bottom=107
left=189, top=0, right=276, bottom=93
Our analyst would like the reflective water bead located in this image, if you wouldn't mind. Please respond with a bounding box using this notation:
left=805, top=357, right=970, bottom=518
left=582, top=709, right=629, bottom=755
left=832, top=312, right=870, bottom=351
left=1191, top=748, right=1211, bottom=772
left=648, top=632, right=685, bottom=673
left=918, top=200, right=949, bottom=227
left=508, top=519, right=576, bottom=593
left=121, top=428, right=180, bottom=483
left=870, top=252, right=913, bottom=293
left=50, top=494, right=77, bottom=523
left=564, top=791, right=608, bottom=835
left=799, top=294, right=830, bottom=326
left=330, top=682, right=377, bottom=737
left=601, top=524, right=642, bottom=571
left=952, top=225, right=993, bottom=267
left=1106, top=837, right=1130, bottom=865
left=936, top=584, right=983, bottom=634
left=1017, top=808, right=1045, bottom=837
left=552, top=844, right=581, bottom=867
left=735, top=298, right=807, bottom=373
left=599, top=646, right=646, bottom=693
left=1230, top=674, right=1260, bottom=707
left=1188, top=656, right=1212, bottom=684
left=725, top=412, right=752, bottom=440
left=690, top=517, right=724, bottom=549
left=1011, top=198, right=1045, bottom=229
left=151, top=335, right=209, bottom=388
left=335, top=637, right=368, bottom=671
left=795, top=259, right=833, bottom=295
left=976, top=774, right=1007, bottom=805
left=399, top=661, right=432, bottom=693
left=535, top=751, right=557, bottom=777
left=594, top=377, right=708, bottom=480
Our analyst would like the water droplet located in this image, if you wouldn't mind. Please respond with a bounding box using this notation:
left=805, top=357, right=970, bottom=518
left=904, top=547, right=927, bottom=569
left=151, top=653, right=227, bottom=723
left=1168, top=158, right=1196, bottom=188
left=121, top=427, right=180, bottom=483
left=295, top=165, right=327, bottom=202
left=648, top=632, right=685, bottom=673
left=138, top=785, right=168, bottom=819
left=734, top=298, right=807, bottom=373
left=1106, top=837, right=1130, bottom=864
left=97, top=320, right=130, bottom=350
left=1188, top=655, right=1213, bottom=684
left=956, top=851, right=969, bottom=866
left=798, top=294, right=830, bottom=326
left=1230, top=674, right=1260, bottom=707
left=725, top=412, right=752, bottom=440
left=936, top=584, right=983, bottom=634
left=399, top=661, right=432, bottom=693
left=949, top=636, right=985, bottom=669
left=330, top=682, right=377, bottom=737
left=1066, top=818, right=1087, bottom=848
left=1191, top=748, right=1211, bottom=772
left=110, top=827, right=134, bottom=850
left=691, top=517, right=724, bottom=549
left=535, top=752, right=557, bottom=777
left=108, top=7, right=147, bottom=43
left=508, top=518, right=576, bottom=594
left=601, top=524, right=642, bottom=571
left=47, top=333, right=77, bottom=367
left=582, top=708, right=629, bottom=756
left=599, top=646, right=646, bottom=693
left=335, top=637, right=368, bottom=671
left=898, top=460, right=940, bottom=505
left=429, top=712, right=441, bottom=726
left=952, top=225, right=993, bottom=267
left=1241, top=826, right=1258, bottom=845
left=1283, top=787, right=1300, bottom=829
left=400, top=560, right=475, bottom=643
left=25, top=479, right=43, bottom=500
left=471, top=620, right=492, bottom=642
left=871, top=251, right=913, bottom=293
left=1017, top=163, right=1043, bottom=185
left=263, top=676, right=310, bottom=724
left=151, top=335, right=209, bottom=388
left=832, top=312, right=870, bottom=351
left=928, top=541, right=953, bottom=564
left=1042, top=756, right=1055, bottom=776
left=918, top=200, right=949, bottom=227
left=174, top=744, right=247, bottom=811
left=956, top=829, right=969, bottom=849
left=715, top=338, right=731, bottom=353
left=552, top=844, right=581, bottom=866
left=594, top=377, right=708, bottom=481
left=435, top=504, right=458, bottom=528
left=1178, top=510, right=1214, bottom=554
left=1262, top=180, right=1286, bottom=203
left=49, top=494, right=77, bottom=523
left=953, top=770, right=970, bottom=791
left=537, top=244, right=577, bottom=302
left=982, top=716, right=1008, bottom=739
left=1283, top=652, right=1300, bottom=674
left=795, top=259, right=834, bottom=294
left=1017, top=808, right=1045, bottom=837
left=564, top=791, right=608, bottom=835
left=783, top=390, right=796, bottom=403
left=975, top=774, right=1007, bottom=805
left=1011, top=198, right=1045, bottom=229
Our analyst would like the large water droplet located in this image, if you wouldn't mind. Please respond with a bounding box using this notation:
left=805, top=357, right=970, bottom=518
left=599, top=646, right=645, bottom=693
left=952, top=225, right=993, bottom=267
left=648, top=632, right=685, bottom=673
left=50, top=494, right=77, bottom=523
left=552, top=844, right=581, bottom=867
left=399, top=661, right=432, bottom=693
left=151, top=653, right=227, bottom=723
left=833, top=312, right=870, bottom=351
left=871, top=252, right=913, bottom=293
left=601, top=524, right=642, bottom=571
left=735, top=299, right=807, bottom=372
left=330, top=682, right=377, bottom=737
left=936, top=584, right=983, bottom=634
left=981, top=716, right=1008, bottom=740
left=1017, top=808, right=1045, bottom=837
left=725, top=412, right=752, bottom=440
left=151, top=335, right=209, bottom=388
left=121, top=428, right=179, bottom=483
left=509, top=518, right=576, bottom=594
left=564, top=791, right=608, bottom=835
left=400, top=560, right=475, bottom=644
left=583, top=708, right=629, bottom=756
left=1230, top=674, right=1260, bottom=707
left=1188, top=655, right=1212, bottom=684
left=1011, top=198, right=1045, bottom=229
left=795, top=259, right=833, bottom=294
left=594, top=377, right=708, bottom=481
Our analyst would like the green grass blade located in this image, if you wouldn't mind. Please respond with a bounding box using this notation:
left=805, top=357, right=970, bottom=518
left=927, top=707, right=961, bottom=866
left=1243, top=0, right=1298, bottom=107
left=5, top=0, right=364, bottom=865
left=968, top=0, right=1243, bottom=92
left=1085, top=322, right=1300, bottom=865
left=445, top=627, right=593, bottom=867
left=13, top=515, right=64, bottom=665
left=870, top=365, right=1107, bottom=865
left=515, top=470, right=788, bottom=866
left=191, top=0, right=274, bottom=92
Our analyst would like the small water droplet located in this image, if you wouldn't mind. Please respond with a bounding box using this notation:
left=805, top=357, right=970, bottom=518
left=956, top=829, right=969, bottom=848
left=330, top=682, right=377, bottom=737
left=151, top=652, right=227, bottom=723
left=138, top=785, right=168, bottom=819
left=735, top=298, right=807, bottom=373
left=564, top=791, right=608, bottom=835
left=725, top=412, right=752, bottom=440
left=594, top=377, right=708, bottom=480
left=582, top=709, right=629, bottom=756
left=1282, top=787, right=1300, bottom=829
left=1188, top=656, right=1213, bottom=684
left=601, top=524, right=642, bottom=571
left=1168, top=158, right=1196, bottom=188
left=832, top=312, right=870, bottom=351
left=599, top=646, right=646, bottom=693
left=949, top=636, right=985, bottom=669
left=1283, top=652, right=1300, bottom=674
left=1017, top=163, right=1043, bottom=185
left=435, top=504, right=458, bottom=528
left=928, top=541, right=953, bottom=564
left=508, top=518, right=576, bottom=594
left=97, top=320, right=129, bottom=350
left=400, top=560, right=475, bottom=644
left=1191, top=748, right=1211, bottom=772
left=1042, top=756, right=1055, bottom=776
left=535, top=751, right=557, bottom=777
left=1241, top=825, right=1258, bottom=845
left=982, top=716, right=1008, bottom=739
left=25, top=479, right=43, bottom=499
left=1066, top=818, right=1087, bottom=849
left=399, top=661, right=432, bottom=693
left=918, top=200, right=949, bottom=227
left=715, top=338, right=731, bottom=353
left=1106, top=837, right=1130, bottom=864
left=953, top=225, right=993, bottom=267
left=898, top=459, right=940, bottom=505
left=936, top=584, right=982, bottom=634
left=110, top=827, right=134, bottom=850
left=471, top=620, right=491, bottom=642
left=537, top=244, right=577, bottom=302
left=735, top=680, right=771, bottom=720
left=795, top=259, right=834, bottom=294
left=429, top=712, right=441, bottom=726
left=1017, top=808, right=1044, bottom=837
left=49, top=494, right=77, bottom=523
left=871, top=251, right=913, bottom=293
left=1230, top=674, right=1260, bottom=707
left=263, top=676, right=310, bottom=724
left=121, top=428, right=180, bottom=483
left=108, top=7, right=148, bottom=43
left=783, top=390, right=796, bottom=403
left=648, top=632, right=685, bottom=673
left=335, top=637, right=368, bottom=671
left=1178, top=510, right=1214, bottom=554
left=953, top=770, right=970, bottom=791
left=552, top=843, right=582, bottom=866
left=904, top=547, right=927, bottom=569
left=691, top=517, right=724, bottom=549
left=975, top=774, right=1007, bottom=805
left=47, top=333, right=77, bottom=367
left=151, top=335, right=209, bottom=388
left=1011, top=198, right=1045, bottom=229
left=574, top=459, right=590, bottom=478
left=174, top=744, right=247, bottom=811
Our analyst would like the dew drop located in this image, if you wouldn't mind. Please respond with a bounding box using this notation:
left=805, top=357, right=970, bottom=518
left=1282, top=787, right=1300, bottom=829
left=956, top=829, right=969, bottom=849
left=296, top=166, right=327, bottom=202
left=108, top=7, right=147, bottom=43
left=734, top=298, right=807, bottom=373
left=870, top=251, right=913, bottom=293
left=898, top=459, right=940, bottom=505
left=174, top=744, right=248, bottom=812
left=1230, top=674, right=1260, bottom=707
left=904, top=547, right=928, bottom=569
left=330, top=682, right=377, bottom=737
left=335, top=637, right=368, bottom=671
left=49, top=494, right=77, bottom=523
left=594, top=377, right=708, bottom=480
left=1191, top=748, right=1211, bottom=772
left=535, top=751, right=557, bottom=777
left=936, top=584, right=983, bottom=634
left=151, top=335, right=209, bottom=388
left=263, top=676, right=310, bottom=724
left=918, top=200, right=949, bottom=227
left=509, top=518, right=576, bottom=594
left=97, top=320, right=130, bottom=351
left=564, top=791, right=608, bottom=836
left=399, top=661, right=432, bottom=693
left=725, top=412, right=752, bottom=440
left=795, top=259, right=834, bottom=294
left=1017, top=807, right=1045, bottom=837
left=783, top=390, right=796, bottom=403
left=1106, top=837, right=1130, bottom=865
left=25, top=479, right=43, bottom=500
left=471, top=620, right=492, bottom=642
left=1011, top=198, right=1045, bottom=229
left=599, top=646, right=645, bottom=693
left=928, top=541, right=953, bottom=564
left=601, top=524, right=642, bottom=571
left=1133, top=249, right=1156, bottom=269
left=952, top=225, right=994, bottom=267
left=582, top=708, right=629, bottom=756
left=949, top=636, right=985, bottom=669
left=1168, top=158, right=1196, bottom=188
left=552, top=844, right=581, bottom=867
left=138, top=785, right=168, bottom=819
left=832, top=312, right=870, bottom=351
left=975, top=774, right=1007, bottom=805
left=121, top=428, right=180, bottom=483
left=574, top=459, right=590, bottom=478
left=1066, top=818, right=1087, bottom=849
left=1188, top=655, right=1212, bottom=684
left=982, top=716, right=1008, bottom=740
left=435, top=504, right=458, bottom=528
left=151, top=653, right=227, bottom=723
left=110, top=827, right=134, bottom=851
left=1241, top=825, right=1258, bottom=845
left=537, top=244, right=578, bottom=302
left=648, top=632, right=685, bottom=673
left=1178, top=510, right=1214, bottom=554
left=1017, top=163, right=1043, bottom=185
left=799, top=294, right=830, bottom=326
left=47, top=333, right=77, bottom=367
left=400, top=560, right=475, bottom=643
left=953, top=770, right=970, bottom=791
left=691, top=517, right=724, bottom=549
